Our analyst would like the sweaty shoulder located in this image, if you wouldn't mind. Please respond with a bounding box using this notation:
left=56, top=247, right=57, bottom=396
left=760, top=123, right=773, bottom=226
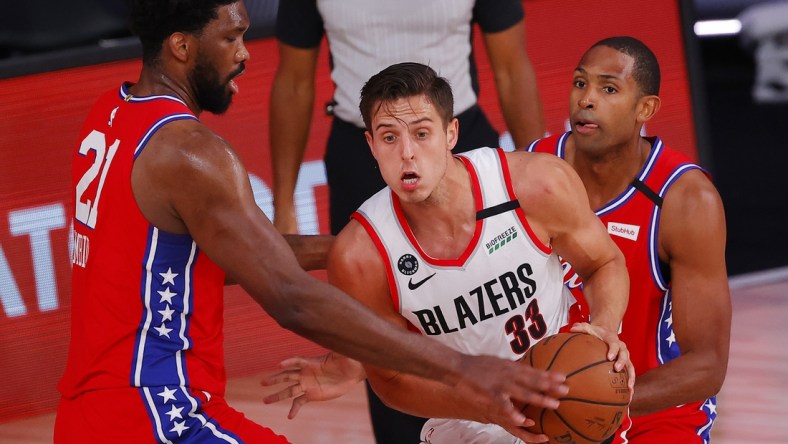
left=663, top=168, right=718, bottom=205
left=503, top=151, right=591, bottom=243
left=660, top=169, right=725, bottom=242
left=132, top=119, right=246, bottom=233
left=504, top=151, right=581, bottom=201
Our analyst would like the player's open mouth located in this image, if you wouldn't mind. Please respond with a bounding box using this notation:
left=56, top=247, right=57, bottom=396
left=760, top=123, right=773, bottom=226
left=574, top=119, right=599, bottom=134
left=228, top=66, right=245, bottom=94
left=401, top=172, right=419, bottom=187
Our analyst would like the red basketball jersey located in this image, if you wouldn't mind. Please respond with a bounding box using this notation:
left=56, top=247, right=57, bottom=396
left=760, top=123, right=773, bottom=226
left=529, top=132, right=717, bottom=443
left=59, top=84, right=236, bottom=441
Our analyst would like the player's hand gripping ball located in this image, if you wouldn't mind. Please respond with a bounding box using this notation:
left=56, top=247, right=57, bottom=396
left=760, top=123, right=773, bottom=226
left=517, top=333, right=630, bottom=444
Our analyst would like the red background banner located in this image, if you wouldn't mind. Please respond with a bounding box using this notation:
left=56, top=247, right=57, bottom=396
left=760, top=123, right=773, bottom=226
left=0, top=0, right=695, bottom=421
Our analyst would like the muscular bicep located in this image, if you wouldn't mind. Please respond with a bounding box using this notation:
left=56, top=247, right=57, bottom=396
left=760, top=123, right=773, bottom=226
left=660, top=171, right=731, bottom=357
left=133, top=122, right=306, bottom=301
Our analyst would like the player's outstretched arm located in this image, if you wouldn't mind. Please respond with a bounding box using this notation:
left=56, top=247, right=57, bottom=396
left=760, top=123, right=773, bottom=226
left=628, top=169, right=731, bottom=416
left=136, top=121, right=567, bottom=432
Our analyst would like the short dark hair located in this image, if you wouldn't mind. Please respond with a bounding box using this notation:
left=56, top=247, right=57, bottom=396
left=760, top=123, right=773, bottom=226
left=129, top=0, right=238, bottom=65
left=590, top=36, right=661, bottom=96
left=359, top=62, right=454, bottom=131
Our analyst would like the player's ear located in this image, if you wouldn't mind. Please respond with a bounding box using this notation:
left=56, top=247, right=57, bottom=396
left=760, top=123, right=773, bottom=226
left=365, top=130, right=376, bottom=157
left=446, top=117, right=459, bottom=152
left=636, top=95, right=661, bottom=124
left=166, top=32, right=192, bottom=63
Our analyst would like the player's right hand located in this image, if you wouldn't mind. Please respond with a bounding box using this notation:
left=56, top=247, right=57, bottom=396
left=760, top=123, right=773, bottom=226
left=260, top=352, right=366, bottom=419
left=452, top=354, right=568, bottom=439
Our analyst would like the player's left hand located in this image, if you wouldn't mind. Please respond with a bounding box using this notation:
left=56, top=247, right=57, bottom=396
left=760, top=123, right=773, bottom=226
left=260, top=352, right=366, bottom=419
left=570, top=322, right=635, bottom=390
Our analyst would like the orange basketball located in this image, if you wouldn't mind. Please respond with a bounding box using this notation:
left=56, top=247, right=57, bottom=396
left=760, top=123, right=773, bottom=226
left=518, top=333, right=630, bottom=444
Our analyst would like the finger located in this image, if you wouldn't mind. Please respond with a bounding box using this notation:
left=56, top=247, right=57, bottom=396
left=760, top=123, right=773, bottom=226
left=627, top=361, right=636, bottom=389
left=518, top=366, right=568, bottom=396
left=607, top=341, right=621, bottom=363
left=498, top=398, right=527, bottom=427
left=569, top=322, right=590, bottom=334
left=516, top=390, right=562, bottom=411
left=287, top=395, right=309, bottom=419
left=263, top=383, right=302, bottom=404
left=279, top=357, right=310, bottom=369
left=611, top=343, right=629, bottom=371
left=260, top=372, right=300, bottom=387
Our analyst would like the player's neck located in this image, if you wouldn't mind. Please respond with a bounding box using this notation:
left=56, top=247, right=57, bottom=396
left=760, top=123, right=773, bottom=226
left=567, top=136, right=652, bottom=210
left=131, top=68, right=201, bottom=115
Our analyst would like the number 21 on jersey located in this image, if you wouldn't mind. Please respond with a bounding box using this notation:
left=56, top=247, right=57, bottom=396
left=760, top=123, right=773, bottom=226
left=75, top=130, right=119, bottom=229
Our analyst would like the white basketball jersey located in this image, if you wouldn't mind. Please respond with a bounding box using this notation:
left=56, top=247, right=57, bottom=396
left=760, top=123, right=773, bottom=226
left=353, top=148, right=571, bottom=360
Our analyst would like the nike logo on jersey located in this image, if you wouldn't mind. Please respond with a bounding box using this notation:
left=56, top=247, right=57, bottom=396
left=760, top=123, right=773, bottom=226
left=607, top=222, right=640, bottom=241
left=408, top=273, right=436, bottom=290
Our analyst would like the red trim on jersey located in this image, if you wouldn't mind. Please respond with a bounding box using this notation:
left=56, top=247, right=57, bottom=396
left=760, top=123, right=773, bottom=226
left=351, top=212, right=401, bottom=313
left=495, top=148, right=553, bottom=255
left=391, top=162, right=484, bottom=268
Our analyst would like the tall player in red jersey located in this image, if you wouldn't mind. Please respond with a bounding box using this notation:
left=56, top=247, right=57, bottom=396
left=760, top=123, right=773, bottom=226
left=528, top=36, right=731, bottom=443
left=55, top=1, right=573, bottom=442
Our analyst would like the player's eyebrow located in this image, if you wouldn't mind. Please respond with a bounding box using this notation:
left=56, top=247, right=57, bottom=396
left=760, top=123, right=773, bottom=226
left=574, top=66, right=623, bottom=82
left=374, top=116, right=433, bottom=132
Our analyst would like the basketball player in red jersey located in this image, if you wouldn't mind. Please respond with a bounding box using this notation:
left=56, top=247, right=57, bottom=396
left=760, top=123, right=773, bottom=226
left=54, top=1, right=573, bottom=442
left=527, top=36, right=731, bottom=443
left=263, top=62, right=634, bottom=443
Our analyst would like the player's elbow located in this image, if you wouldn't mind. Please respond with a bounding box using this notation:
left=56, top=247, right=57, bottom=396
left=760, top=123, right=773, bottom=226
left=696, top=353, right=728, bottom=397
left=703, top=365, right=728, bottom=397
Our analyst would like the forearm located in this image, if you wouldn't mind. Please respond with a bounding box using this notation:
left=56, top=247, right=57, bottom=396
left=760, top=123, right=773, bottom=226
left=630, top=351, right=726, bottom=416
left=268, top=276, right=465, bottom=387
left=497, top=65, right=544, bottom=148
left=283, top=234, right=334, bottom=271
left=269, top=75, right=315, bottom=227
left=366, top=369, right=483, bottom=421
left=581, top=260, right=629, bottom=331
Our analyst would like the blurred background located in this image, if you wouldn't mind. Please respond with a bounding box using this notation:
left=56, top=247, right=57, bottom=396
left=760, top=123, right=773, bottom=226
left=1, top=0, right=786, bottom=442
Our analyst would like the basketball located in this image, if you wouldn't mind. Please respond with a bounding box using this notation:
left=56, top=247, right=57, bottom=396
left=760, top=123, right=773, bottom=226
left=518, top=333, right=630, bottom=444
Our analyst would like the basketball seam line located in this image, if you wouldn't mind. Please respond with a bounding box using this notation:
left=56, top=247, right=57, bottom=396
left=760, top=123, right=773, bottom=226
left=566, top=359, right=614, bottom=379
left=545, top=333, right=582, bottom=370
left=554, top=408, right=614, bottom=443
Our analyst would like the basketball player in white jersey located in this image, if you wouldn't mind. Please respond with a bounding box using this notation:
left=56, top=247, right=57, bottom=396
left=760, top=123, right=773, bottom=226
left=263, top=62, right=634, bottom=443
